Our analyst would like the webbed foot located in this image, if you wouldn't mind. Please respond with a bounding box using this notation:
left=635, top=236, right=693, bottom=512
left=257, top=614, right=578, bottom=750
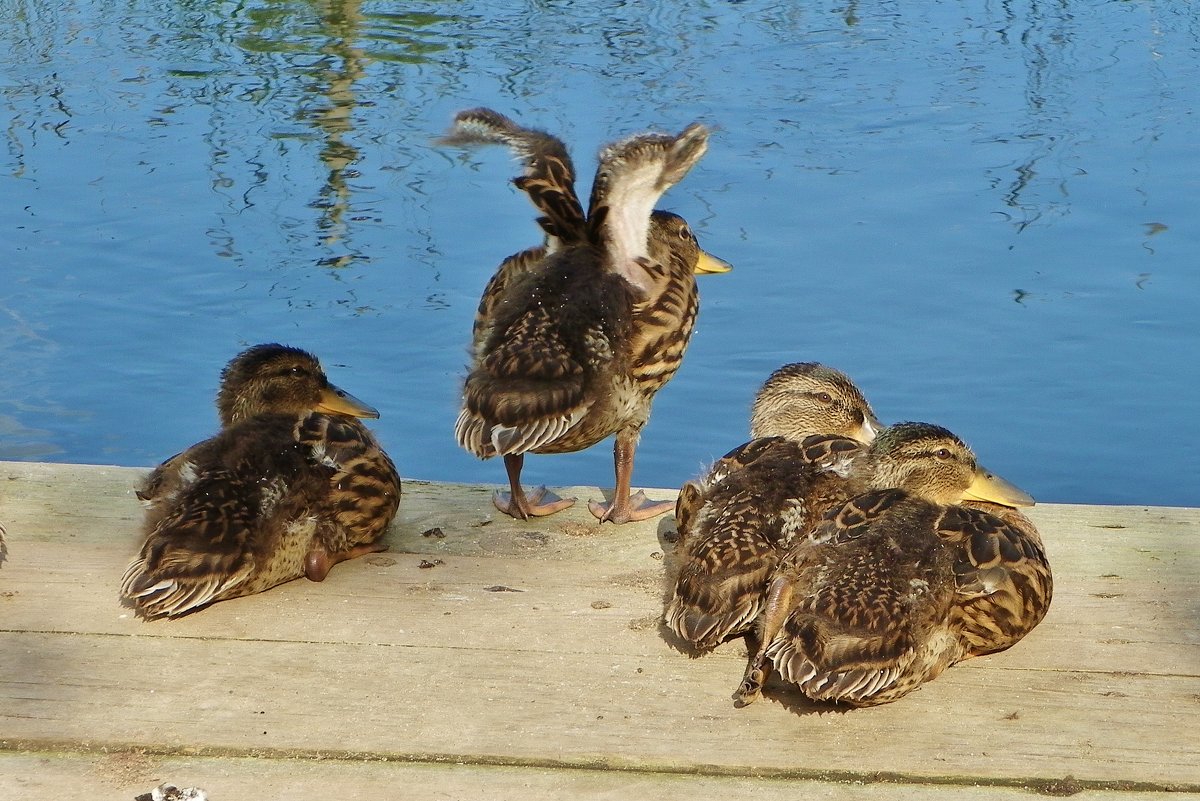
left=733, top=667, right=766, bottom=707
left=588, top=490, right=675, bottom=525
left=493, top=485, right=576, bottom=520
left=305, top=540, right=389, bottom=582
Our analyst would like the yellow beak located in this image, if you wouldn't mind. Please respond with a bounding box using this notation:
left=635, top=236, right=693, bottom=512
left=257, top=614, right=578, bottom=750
left=961, top=467, right=1035, bottom=508
left=315, top=384, right=380, bottom=419
left=694, top=249, right=733, bottom=275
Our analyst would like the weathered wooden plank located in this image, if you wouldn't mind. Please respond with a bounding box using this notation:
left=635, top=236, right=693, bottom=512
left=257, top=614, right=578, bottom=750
left=1, top=461, right=1198, bottom=792
left=5, top=752, right=1196, bottom=801
left=1, top=629, right=1196, bottom=786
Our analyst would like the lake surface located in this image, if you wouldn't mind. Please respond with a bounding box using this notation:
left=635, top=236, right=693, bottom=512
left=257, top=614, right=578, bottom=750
left=2, top=0, right=1197, bottom=507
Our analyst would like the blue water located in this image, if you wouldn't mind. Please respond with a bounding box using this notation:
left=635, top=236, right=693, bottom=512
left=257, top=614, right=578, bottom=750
left=1, top=0, right=1197, bottom=507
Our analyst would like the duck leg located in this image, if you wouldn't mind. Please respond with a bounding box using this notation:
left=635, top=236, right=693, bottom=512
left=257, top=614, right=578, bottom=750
left=493, top=453, right=576, bottom=519
left=305, top=540, right=389, bottom=582
left=589, top=430, right=674, bottom=525
left=733, top=575, right=793, bottom=706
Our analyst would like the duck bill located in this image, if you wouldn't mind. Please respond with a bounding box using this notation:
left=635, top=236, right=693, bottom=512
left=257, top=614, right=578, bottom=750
left=855, top=413, right=883, bottom=444
left=694, top=249, right=733, bottom=275
left=316, top=384, right=380, bottom=419
left=961, top=468, right=1035, bottom=508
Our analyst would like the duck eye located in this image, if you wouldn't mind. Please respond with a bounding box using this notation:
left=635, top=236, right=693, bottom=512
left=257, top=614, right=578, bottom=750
left=816, top=392, right=833, bottom=404
left=678, top=226, right=693, bottom=241
left=934, top=448, right=952, bottom=460
left=289, top=366, right=306, bottom=378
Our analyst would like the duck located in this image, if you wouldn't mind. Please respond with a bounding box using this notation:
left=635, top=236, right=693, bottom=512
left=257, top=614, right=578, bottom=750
left=666, top=363, right=880, bottom=651
left=121, top=343, right=401, bottom=619
left=442, top=108, right=731, bottom=524
left=734, top=422, right=1051, bottom=707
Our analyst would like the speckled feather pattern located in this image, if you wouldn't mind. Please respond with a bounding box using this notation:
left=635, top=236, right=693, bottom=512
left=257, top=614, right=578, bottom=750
left=666, top=437, right=870, bottom=650
left=761, top=490, right=961, bottom=706
left=950, top=502, right=1052, bottom=655
left=448, top=111, right=711, bottom=465
left=125, top=412, right=398, bottom=618
left=665, top=364, right=882, bottom=651
left=121, top=345, right=405, bottom=616
left=738, top=431, right=1052, bottom=707
left=439, top=108, right=587, bottom=247
left=123, top=408, right=400, bottom=619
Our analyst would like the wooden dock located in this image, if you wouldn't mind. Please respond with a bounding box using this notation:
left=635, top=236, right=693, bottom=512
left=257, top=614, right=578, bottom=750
left=1, top=460, right=1197, bottom=799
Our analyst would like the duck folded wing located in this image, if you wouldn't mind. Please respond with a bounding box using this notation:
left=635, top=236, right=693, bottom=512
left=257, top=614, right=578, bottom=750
left=702, top=437, right=803, bottom=487
left=120, top=470, right=261, bottom=619
left=457, top=305, right=597, bottom=457
left=763, top=533, right=948, bottom=708
left=668, top=485, right=785, bottom=650
left=799, top=434, right=870, bottom=476
left=473, top=245, right=548, bottom=352
left=938, top=505, right=1053, bottom=655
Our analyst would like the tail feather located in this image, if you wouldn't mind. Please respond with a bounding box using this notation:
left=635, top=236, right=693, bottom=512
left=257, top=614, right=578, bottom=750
left=120, top=554, right=251, bottom=619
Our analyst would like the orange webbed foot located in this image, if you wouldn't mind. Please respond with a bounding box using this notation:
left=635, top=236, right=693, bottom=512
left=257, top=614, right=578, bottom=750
left=588, top=490, right=675, bottom=525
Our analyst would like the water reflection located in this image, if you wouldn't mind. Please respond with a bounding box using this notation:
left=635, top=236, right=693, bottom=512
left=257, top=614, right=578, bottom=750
left=186, top=0, right=457, bottom=276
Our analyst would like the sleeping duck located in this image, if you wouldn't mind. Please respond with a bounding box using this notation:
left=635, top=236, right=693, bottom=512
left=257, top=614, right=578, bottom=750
left=666, top=363, right=880, bottom=651
left=443, top=108, right=730, bottom=524
left=734, top=422, right=1051, bottom=707
left=121, top=343, right=401, bottom=618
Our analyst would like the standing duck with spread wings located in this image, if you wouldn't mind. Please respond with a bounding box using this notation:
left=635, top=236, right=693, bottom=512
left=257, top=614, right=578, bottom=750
left=443, top=109, right=730, bottom=524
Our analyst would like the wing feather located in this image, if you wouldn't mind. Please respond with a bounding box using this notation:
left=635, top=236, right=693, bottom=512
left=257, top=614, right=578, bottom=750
left=440, top=107, right=587, bottom=246
left=587, top=123, right=709, bottom=294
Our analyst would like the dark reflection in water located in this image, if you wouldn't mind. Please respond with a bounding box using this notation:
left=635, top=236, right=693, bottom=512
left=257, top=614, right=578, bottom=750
left=0, top=0, right=1197, bottom=506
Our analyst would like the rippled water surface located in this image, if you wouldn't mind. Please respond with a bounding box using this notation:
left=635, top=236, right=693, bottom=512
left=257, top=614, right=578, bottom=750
left=2, top=0, right=1197, bottom=506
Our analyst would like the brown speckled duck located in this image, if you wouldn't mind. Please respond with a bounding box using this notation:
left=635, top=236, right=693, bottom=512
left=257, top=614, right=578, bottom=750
left=734, top=422, right=1051, bottom=707
left=443, top=108, right=730, bottom=524
left=666, top=363, right=880, bottom=651
left=121, top=344, right=401, bottom=619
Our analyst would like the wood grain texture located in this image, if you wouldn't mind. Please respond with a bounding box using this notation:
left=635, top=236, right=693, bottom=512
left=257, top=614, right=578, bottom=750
left=5, top=753, right=1197, bottom=801
left=1, top=461, right=1198, bottom=795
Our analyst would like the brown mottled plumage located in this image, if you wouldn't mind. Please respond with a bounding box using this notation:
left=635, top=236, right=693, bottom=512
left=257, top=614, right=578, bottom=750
left=121, top=344, right=401, bottom=619
left=444, top=108, right=730, bottom=524
left=954, top=501, right=1049, bottom=656
left=734, top=422, right=1050, bottom=708
left=666, top=363, right=880, bottom=650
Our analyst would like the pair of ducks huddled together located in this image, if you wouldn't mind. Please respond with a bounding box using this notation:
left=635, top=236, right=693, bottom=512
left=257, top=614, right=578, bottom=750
left=665, top=362, right=1052, bottom=707
left=119, top=108, right=1051, bottom=708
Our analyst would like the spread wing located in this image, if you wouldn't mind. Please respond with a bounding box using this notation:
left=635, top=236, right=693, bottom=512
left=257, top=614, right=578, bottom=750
left=586, top=123, right=708, bottom=295
left=441, top=107, right=587, bottom=247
